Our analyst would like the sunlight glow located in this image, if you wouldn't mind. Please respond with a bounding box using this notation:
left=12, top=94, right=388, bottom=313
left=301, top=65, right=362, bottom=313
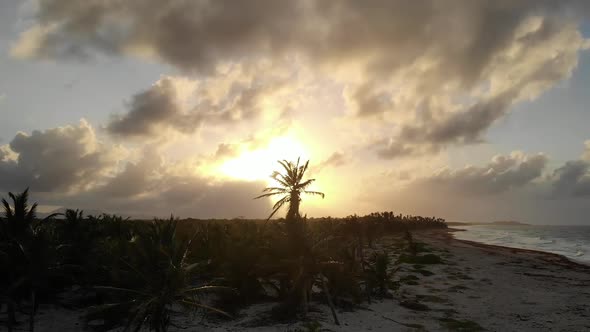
left=219, top=135, right=310, bottom=182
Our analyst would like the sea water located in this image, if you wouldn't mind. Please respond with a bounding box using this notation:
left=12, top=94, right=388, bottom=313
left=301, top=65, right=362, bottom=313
left=452, top=224, right=590, bottom=264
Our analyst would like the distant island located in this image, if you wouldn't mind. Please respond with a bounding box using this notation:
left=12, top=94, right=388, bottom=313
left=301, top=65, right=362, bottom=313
left=447, top=220, right=529, bottom=226
left=491, top=220, right=530, bottom=225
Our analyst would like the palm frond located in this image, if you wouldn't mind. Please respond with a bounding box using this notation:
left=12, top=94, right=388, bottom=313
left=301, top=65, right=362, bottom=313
left=297, top=160, right=309, bottom=184
left=27, top=202, right=38, bottom=221
left=41, top=212, right=62, bottom=221
left=183, top=285, right=234, bottom=293
left=278, top=160, right=295, bottom=181
left=257, top=158, right=323, bottom=220
left=254, top=192, right=285, bottom=199
left=270, top=171, right=290, bottom=187
left=267, top=196, right=290, bottom=220
left=297, top=178, right=315, bottom=190
left=304, top=190, right=325, bottom=198
left=2, top=198, right=12, bottom=219
left=272, top=196, right=290, bottom=210
left=181, top=300, right=232, bottom=318
left=262, top=187, right=290, bottom=193
left=94, top=286, right=151, bottom=297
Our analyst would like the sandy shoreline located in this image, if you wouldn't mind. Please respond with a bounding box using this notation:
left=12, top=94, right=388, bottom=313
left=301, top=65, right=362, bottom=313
left=21, top=228, right=590, bottom=331
left=445, top=227, right=590, bottom=269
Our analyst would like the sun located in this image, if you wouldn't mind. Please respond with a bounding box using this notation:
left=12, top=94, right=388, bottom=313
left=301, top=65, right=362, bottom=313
left=218, top=135, right=310, bottom=183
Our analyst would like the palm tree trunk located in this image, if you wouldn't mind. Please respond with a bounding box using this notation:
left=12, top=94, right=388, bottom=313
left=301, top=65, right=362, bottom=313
left=7, top=300, right=15, bottom=332
left=287, top=192, right=300, bottom=221
left=357, top=239, right=371, bottom=304
left=320, top=275, right=340, bottom=325
left=279, top=277, right=289, bottom=300
left=301, top=278, right=309, bottom=316
left=29, top=290, right=35, bottom=332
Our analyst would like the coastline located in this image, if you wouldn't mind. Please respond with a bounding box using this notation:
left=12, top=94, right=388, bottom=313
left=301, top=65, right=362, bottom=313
left=444, top=227, right=590, bottom=269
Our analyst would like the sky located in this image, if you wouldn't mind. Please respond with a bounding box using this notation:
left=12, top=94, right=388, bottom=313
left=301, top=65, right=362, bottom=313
left=1, top=0, right=590, bottom=224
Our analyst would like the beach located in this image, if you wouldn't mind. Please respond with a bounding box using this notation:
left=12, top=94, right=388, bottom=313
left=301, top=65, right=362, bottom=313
left=27, top=228, right=590, bottom=332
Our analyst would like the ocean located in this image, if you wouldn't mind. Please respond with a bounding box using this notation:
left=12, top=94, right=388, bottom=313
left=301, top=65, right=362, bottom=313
left=452, top=224, right=590, bottom=265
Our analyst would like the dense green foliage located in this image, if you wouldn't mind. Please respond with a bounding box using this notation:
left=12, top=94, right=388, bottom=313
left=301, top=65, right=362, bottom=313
left=1, top=184, right=446, bottom=331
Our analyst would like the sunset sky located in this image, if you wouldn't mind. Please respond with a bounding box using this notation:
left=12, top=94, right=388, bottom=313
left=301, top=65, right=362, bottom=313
left=1, top=0, right=590, bottom=224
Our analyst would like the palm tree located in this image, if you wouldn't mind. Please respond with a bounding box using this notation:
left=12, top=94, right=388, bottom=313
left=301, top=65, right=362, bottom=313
left=255, top=158, right=324, bottom=221
left=87, top=218, right=231, bottom=332
left=255, top=160, right=339, bottom=322
left=0, top=189, right=60, bottom=332
left=1, top=189, right=40, bottom=332
left=1, top=188, right=38, bottom=241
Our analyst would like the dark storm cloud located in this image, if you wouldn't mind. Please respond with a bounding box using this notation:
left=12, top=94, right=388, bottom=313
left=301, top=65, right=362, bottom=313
left=0, top=120, right=121, bottom=192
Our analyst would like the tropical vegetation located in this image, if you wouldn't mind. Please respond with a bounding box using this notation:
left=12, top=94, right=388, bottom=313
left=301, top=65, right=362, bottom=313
left=0, top=159, right=447, bottom=331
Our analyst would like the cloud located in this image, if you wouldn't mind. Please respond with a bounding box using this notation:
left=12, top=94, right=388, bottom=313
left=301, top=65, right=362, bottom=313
left=107, top=62, right=301, bottom=138
left=0, top=120, right=124, bottom=193
left=13, top=1, right=589, bottom=72
left=11, top=0, right=303, bottom=70
left=107, top=77, right=183, bottom=137
left=0, top=121, right=272, bottom=218
left=550, top=141, right=590, bottom=197
left=316, top=152, right=349, bottom=173
left=551, top=160, right=590, bottom=197
left=95, top=146, right=163, bottom=198
left=12, top=1, right=590, bottom=155
left=214, top=143, right=240, bottom=161
left=372, top=16, right=589, bottom=158
left=37, top=172, right=271, bottom=219
left=82, top=164, right=271, bottom=219
left=210, top=124, right=292, bottom=163
left=81, top=155, right=271, bottom=218
left=422, top=152, right=548, bottom=196
left=355, top=151, right=560, bottom=223
left=360, top=151, right=548, bottom=214
left=583, top=140, right=590, bottom=161
left=358, top=143, right=590, bottom=223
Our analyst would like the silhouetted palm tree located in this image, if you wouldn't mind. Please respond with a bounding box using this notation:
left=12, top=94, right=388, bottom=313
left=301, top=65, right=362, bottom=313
left=0, top=189, right=60, bottom=332
left=255, top=158, right=324, bottom=220
left=1, top=188, right=37, bottom=241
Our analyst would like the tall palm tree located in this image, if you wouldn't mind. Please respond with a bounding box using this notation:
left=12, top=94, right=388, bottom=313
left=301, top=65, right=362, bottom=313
left=254, top=159, right=332, bottom=320
left=255, top=158, right=324, bottom=221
